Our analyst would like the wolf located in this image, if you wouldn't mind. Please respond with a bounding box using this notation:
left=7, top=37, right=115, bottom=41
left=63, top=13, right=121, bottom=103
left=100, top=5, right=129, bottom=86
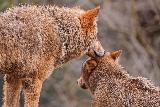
left=0, top=5, right=105, bottom=107
left=77, top=50, right=160, bottom=107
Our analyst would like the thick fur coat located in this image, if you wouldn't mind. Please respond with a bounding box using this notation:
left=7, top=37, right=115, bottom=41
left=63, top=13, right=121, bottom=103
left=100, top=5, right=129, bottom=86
left=77, top=50, right=160, bottom=107
left=0, top=5, right=104, bottom=107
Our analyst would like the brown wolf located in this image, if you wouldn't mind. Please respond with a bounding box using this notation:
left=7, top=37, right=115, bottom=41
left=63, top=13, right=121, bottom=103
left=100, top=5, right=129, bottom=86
left=77, top=50, right=160, bottom=107
left=0, top=5, right=105, bottom=107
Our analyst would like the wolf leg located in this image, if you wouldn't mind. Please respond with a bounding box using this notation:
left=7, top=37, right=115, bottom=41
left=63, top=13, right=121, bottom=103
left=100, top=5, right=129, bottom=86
left=23, top=78, right=42, bottom=107
left=3, top=74, right=22, bottom=107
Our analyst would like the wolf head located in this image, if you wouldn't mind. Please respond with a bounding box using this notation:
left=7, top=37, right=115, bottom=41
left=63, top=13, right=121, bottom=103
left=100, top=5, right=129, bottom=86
left=59, top=6, right=105, bottom=60
left=77, top=50, right=122, bottom=90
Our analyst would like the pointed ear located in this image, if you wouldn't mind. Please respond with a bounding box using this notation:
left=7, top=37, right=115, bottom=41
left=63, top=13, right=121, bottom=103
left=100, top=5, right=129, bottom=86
left=86, top=59, right=97, bottom=72
left=79, top=6, right=100, bottom=28
left=110, top=50, right=122, bottom=61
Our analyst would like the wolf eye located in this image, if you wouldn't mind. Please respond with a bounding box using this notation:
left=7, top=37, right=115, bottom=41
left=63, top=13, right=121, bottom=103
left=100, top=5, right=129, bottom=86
left=90, top=66, right=96, bottom=71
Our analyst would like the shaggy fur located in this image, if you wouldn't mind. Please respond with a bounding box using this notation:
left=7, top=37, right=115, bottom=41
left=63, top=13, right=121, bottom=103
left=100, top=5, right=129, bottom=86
left=77, top=50, right=160, bottom=107
left=0, top=5, right=105, bottom=107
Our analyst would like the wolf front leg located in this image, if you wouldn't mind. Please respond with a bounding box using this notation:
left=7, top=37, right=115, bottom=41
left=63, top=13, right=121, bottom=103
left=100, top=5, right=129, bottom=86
left=3, top=74, right=22, bottom=107
left=23, top=78, right=42, bottom=107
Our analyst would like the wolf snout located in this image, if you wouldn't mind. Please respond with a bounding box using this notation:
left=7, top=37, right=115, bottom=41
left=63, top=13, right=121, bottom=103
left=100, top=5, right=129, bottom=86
left=94, top=41, right=105, bottom=57
left=87, top=41, right=105, bottom=57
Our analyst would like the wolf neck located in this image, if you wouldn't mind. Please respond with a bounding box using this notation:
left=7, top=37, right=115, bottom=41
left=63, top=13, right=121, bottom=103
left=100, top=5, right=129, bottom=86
left=88, top=63, right=129, bottom=94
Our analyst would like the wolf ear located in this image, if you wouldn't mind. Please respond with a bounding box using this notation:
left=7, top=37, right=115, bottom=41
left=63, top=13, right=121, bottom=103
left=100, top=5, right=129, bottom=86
left=110, top=50, right=122, bottom=61
left=79, top=6, right=100, bottom=28
left=86, top=59, right=97, bottom=72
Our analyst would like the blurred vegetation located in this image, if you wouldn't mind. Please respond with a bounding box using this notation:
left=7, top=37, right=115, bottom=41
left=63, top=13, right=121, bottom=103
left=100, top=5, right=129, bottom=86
left=0, top=0, right=160, bottom=107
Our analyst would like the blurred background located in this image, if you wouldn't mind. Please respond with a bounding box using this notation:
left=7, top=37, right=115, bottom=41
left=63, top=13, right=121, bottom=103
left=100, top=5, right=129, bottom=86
left=0, top=0, right=160, bottom=107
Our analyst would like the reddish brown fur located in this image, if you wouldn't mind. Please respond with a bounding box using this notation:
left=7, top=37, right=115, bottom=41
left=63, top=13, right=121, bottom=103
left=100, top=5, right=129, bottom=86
left=0, top=5, right=105, bottom=107
left=77, top=50, right=160, bottom=107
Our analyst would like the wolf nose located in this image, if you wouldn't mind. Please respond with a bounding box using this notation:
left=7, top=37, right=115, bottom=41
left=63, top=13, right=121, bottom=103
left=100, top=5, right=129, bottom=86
left=94, top=49, right=105, bottom=57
